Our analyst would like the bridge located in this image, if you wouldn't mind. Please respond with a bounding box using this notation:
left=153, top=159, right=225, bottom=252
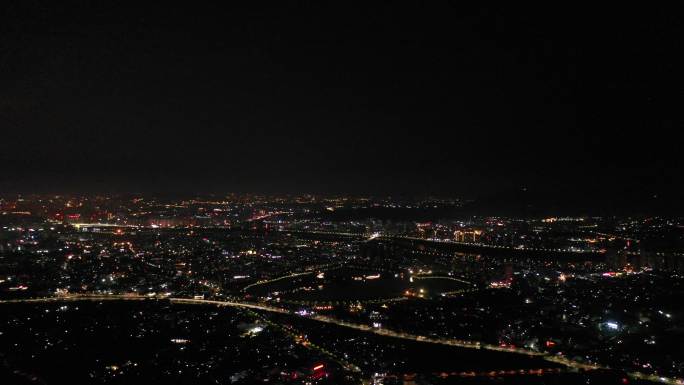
left=64, top=224, right=605, bottom=259
left=266, top=229, right=605, bottom=258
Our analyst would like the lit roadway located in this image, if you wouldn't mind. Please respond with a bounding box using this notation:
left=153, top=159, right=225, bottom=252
left=255, top=229, right=605, bottom=255
left=67, top=225, right=602, bottom=256
left=1, top=294, right=680, bottom=384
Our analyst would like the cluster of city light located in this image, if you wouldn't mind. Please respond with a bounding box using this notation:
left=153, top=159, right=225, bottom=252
left=2, top=294, right=684, bottom=384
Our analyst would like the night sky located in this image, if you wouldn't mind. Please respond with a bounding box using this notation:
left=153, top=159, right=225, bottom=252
left=1, top=3, right=682, bottom=211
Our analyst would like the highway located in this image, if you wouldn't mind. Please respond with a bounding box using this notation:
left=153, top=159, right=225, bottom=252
left=1, top=294, right=681, bottom=384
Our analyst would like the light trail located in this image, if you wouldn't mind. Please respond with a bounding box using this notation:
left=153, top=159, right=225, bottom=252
left=281, top=297, right=408, bottom=307
left=0, top=294, right=681, bottom=384
left=241, top=271, right=315, bottom=293
left=71, top=223, right=139, bottom=228
left=411, top=275, right=473, bottom=285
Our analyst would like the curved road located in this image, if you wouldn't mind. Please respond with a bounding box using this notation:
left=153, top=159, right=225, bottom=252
left=0, top=294, right=680, bottom=384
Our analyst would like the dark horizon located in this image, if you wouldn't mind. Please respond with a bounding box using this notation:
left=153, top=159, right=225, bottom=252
left=1, top=3, right=682, bottom=212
